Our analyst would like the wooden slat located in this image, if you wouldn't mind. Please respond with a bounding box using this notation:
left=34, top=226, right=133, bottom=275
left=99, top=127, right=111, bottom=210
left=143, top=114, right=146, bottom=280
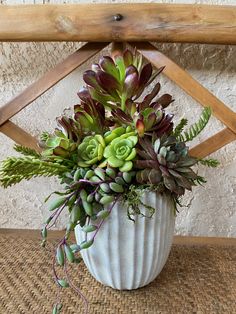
left=132, top=42, right=236, bottom=135
left=0, top=4, right=236, bottom=44
left=0, top=42, right=108, bottom=127
left=0, top=228, right=235, bottom=246
left=0, top=121, right=40, bottom=151
left=189, top=128, right=236, bottom=158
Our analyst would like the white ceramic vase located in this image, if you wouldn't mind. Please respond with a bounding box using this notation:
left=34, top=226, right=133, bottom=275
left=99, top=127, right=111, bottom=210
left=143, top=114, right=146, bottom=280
left=75, top=191, right=175, bottom=290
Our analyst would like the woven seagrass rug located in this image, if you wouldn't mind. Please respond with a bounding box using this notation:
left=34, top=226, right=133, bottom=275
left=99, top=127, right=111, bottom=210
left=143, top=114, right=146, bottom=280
left=0, top=232, right=235, bottom=314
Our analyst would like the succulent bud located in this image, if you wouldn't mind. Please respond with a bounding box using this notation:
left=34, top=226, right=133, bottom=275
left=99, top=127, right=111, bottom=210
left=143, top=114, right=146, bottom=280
left=70, top=205, right=82, bottom=224
left=97, top=209, right=110, bottom=219
left=99, top=195, right=115, bottom=205
left=73, top=168, right=81, bottom=182
left=115, top=176, right=126, bottom=185
left=80, top=189, right=87, bottom=201
left=94, top=168, right=105, bottom=180
left=64, top=244, right=75, bottom=263
left=80, top=239, right=94, bottom=250
left=100, top=183, right=111, bottom=193
left=84, top=170, right=95, bottom=179
left=48, top=197, right=67, bottom=211
left=82, top=225, right=97, bottom=233
left=70, top=244, right=80, bottom=253
left=105, top=168, right=116, bottom=179
left=56, top=245, right=64, bottom=266
left=82, top=200, right=93, bottom=216
left=87, top=193, right=94, bottom=203
left=57, top=279, right=69, bottom=288
left=109, top=182, right=124, bottom=193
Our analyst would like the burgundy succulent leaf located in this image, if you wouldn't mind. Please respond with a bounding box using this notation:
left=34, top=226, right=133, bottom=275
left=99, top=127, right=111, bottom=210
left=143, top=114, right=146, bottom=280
left=99, top=56, right=120, bottom=81
left=96, top=70, right=121, bottom=94
left=137, top=83, right=161, bottom=111
left=83, top=70, right=102, bottom=91
left=156, top=94, right=174, bottom=108
left=123, top=49, right=133, bottom=67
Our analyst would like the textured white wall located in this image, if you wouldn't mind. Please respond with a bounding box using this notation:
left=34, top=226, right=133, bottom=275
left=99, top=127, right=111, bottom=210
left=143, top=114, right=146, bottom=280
left=0, top=0, right=235, bottom=237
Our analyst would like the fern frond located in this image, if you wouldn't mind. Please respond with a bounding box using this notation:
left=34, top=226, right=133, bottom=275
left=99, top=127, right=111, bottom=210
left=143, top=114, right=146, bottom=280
left=14, top=145, right=41, bottom=158
left=40, top=131, right=50, bottom=142
left=0, top=157, right=67, bottom=188
left=173, top=118, right=188, bottom=138
left=194, top=175, right=207, bottom=186
left=199, top=158, right=220, bottom=167
left=179, top=107, right=211, bottom=142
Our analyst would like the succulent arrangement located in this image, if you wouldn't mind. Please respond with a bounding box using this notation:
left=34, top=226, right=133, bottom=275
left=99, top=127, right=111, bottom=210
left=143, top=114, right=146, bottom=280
left=0, top=48, right=218, bottom=313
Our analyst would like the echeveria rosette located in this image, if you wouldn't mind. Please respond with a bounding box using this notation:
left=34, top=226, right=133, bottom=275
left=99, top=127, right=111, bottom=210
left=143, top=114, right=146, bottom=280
left=135, top=136, right=199, bottom=196
left=42, top=131, right=77, bottom=159
left=103, top=132, right=138, bottom=172
left=78, top=135, right=105, bottom=167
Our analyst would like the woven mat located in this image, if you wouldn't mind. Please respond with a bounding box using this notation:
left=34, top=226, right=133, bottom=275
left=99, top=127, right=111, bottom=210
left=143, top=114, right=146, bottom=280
left=0, top=235, right=235, bottom=314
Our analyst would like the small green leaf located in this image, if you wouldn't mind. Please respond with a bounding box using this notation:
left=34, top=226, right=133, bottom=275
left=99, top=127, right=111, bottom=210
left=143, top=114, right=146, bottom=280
left=57, top=279, right=69, bottom=288
left=84, top=170, right=94, bottom=179
left=56, top=246, right=64, bottom=266
left=80, top=189, right=87, bottom=201
left=73, top=169, right=81, bottom=181
left=41, top=227, right=47, bottom=239
left=94, top=168, right=105, bottom=180
left=119, top=161, right=133, bottom=172
left=97, top=209, right=110, bottom=219
left=82, top=200, right=93, bottom=216
left=115, top=176, right=126, bottom=185
left=109, top=182, right=124, bottom=193
left=122, top=172, right=132, bottom=183
left=100, top=195, right=115, bottom=205
left=100, top=183, right=111, bottom=193
left=87, top=193, right=94, bottom=203
left=70, top=205, right=82, bottom=224
left=106, top=168, right=116, bottom=179
left=48, top=197, right=67, bottom=211
left=80, top=239, right=94, bottom=250
left=64, top=244, right=75, bottom=263
left=82, top=225, right=97, bottom=233
left=90, top=175, right=102, bottom=183
left=70, top=244, right=80, bottom=253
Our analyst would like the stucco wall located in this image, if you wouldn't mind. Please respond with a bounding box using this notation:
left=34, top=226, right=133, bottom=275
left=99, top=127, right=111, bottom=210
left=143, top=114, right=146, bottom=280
left=0, top=0, right=235, bottom=237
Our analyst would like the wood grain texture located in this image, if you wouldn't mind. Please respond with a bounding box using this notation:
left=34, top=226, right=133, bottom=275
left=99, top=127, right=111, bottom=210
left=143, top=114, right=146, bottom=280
left=0, top=121, right=40, bottom=151
left=190, top=128, right=236, bottom=158
left=0, top=42, right=108, bottom=127
left=133, top=42, right=236, bottom=135
left=0, top=4, right=236, bottom=44
left=0, top=228, right=235, bottom=246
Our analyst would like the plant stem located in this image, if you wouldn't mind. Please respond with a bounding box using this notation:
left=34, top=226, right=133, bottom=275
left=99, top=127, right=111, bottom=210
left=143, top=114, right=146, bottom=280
left=64, top=258, right=89, bottom=314
left=91, top=197, right=119, bottom=242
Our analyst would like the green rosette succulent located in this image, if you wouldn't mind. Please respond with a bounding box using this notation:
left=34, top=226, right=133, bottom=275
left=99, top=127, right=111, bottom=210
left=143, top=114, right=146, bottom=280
left=103, top=131, right=138, bottom=172
left=78, top=134, right=105, bottom=167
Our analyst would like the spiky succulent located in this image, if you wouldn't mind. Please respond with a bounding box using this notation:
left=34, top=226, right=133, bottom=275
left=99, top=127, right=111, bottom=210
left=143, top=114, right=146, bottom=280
left=135, top=135, right=199, bottom=196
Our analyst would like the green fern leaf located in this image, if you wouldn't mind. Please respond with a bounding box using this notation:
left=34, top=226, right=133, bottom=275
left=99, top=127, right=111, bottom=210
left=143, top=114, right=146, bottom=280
left=0, top=157, right=67, bottom=188
left=179, top=107, right=211, bottom=142
left=199, top=158, right=219, bottom=167
left=173, top=118, right=188, bottom=138
left=14, top=145, right=41, bottom=158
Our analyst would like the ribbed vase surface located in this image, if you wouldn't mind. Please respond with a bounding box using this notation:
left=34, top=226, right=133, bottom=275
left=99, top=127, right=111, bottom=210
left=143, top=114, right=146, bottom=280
left=75, top=191, right=175, bottom=290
